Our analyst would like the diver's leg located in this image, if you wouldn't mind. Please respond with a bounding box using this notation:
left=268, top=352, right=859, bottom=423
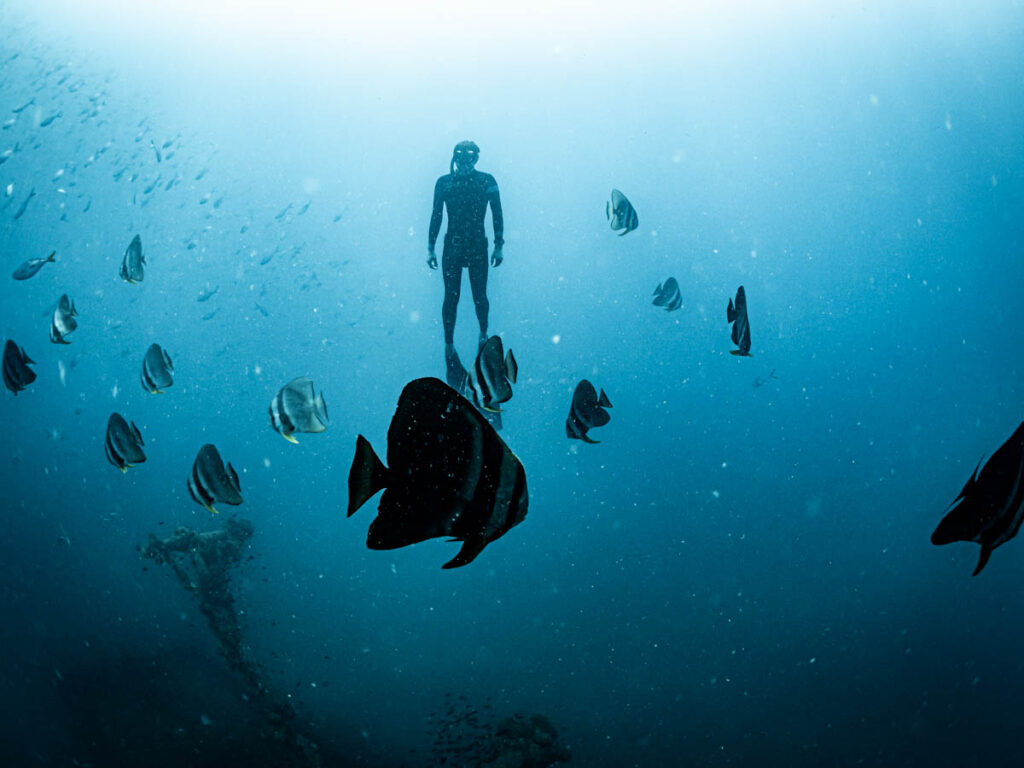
left=468, top=255, right=489, bottom=348
left=441, top=254, right=462, bottom=347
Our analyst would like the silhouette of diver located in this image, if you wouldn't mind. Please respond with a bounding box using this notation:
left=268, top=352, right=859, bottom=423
left=427, top=141, right=504, bottom=384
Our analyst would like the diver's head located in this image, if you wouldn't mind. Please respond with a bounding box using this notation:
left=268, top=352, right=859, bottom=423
left=451, top=140, right=479, bottom=175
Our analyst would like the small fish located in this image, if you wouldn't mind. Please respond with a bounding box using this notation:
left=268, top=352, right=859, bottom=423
left=932, top=422, right=1024, bottom=575
left=12, top=98, right=34, bottom=113
left=606, top=188, right=638, bottom=235
left=202, top=307, right=219, bottom=321
left=104, top=412, right=146, bottom=472
left=143, top=176, right=161, bottom=194
left=1, top=117, right=16, bottom=130
left=2, top=340, right=37, bottom=395
left=196, top=284, right=219, bottom=302
left=140, top=343, right=173, bottom=393
left=39, top=111, right=62, bottom=128
left=12, top=188, right=36, bottom=220
left=0, top=145, right=16, bottom=165
left=726, top=285, right=752, bottom=356
left=12, top=250, right=55, bottom=280
left=188, top=443, right=243, bottom=514
left=297, top=200, right=311, bottom=216
left=566, top=379, right=612, bottom=444
left=253, top=302, right=269, bottom=317
left=50, top=293, right=78, bottom=344
left=464, top=336, right=517, bottom=413
left=753, top=369, right=778, bottom=388
left=347, top=377, right=529, bottom=568
left=269, top=377, right=329, bottom=443
left=120, top=234, right=145, bottom=283
left=195, top=167, right=209, bottom=181
left=652, top=277, right=682, bottom=311
left=274, top=203, right=292, bottom=221
left=150, top=140, right=162, bottom=163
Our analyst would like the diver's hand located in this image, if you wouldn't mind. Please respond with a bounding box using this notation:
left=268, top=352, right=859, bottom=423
left=427, top=250, right=437, bottom=270
left=490, top=247, right=503, bottom=268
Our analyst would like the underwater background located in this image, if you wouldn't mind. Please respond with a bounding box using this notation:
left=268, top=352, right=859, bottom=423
left=2, top=1, right=1023, bottom=765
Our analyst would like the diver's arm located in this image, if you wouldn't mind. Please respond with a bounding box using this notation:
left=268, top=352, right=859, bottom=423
left=428, top=177, right=445, bottom=253
left=487, top=176, right=504, bottom=266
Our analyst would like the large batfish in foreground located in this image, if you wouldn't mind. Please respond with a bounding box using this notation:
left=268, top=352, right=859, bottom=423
left=347, top=377, right=529, bottom=569
left=120, top=234, right=145, bottom=283
left=12, top=250, right=55, bottom=280
left=606, top=188, right=638, bottom=236
left=727, top=285, right=752, bottom=356
left=269, top=376, right=328, bottom=443
left=188, top=443, right=243, bottom=514
left=566, top=379, right=612, bottom=444
left=932, top=421, right=1024, bottom=575
left=2, top=339, right=37, bottom=395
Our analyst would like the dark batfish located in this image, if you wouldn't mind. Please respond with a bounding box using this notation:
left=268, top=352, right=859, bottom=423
left=2, top=339, right=36, bottom=395
left=120, top=234, right=145, bottom=283
left=445, top=346, right=503, bottom=431
left=12, top=250, right=55, bottom=280
left=465, top=336, right=518, bottom=413
left=187, top=443, right=243, bottom=514
left=566, top=379, right=612, bottom=444
left=652, top=277, right=682, bottom=311
left=140, top=343, right=173, bottom=393
left=727, top=285, right=752, bottom=357
left=347, top=377, right=529, bottom=569
left=932, top=422, right=1024, bottom=575
left=104, top=412, right=145, bottom=472
left=269, top=376, right=329, bottom=443
left=50, top=293, right=78, bottom=344
left=606, top=188, right=638, bottom=236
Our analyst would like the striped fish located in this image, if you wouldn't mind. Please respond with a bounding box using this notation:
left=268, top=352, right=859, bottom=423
left=50, top=293, right=78, bottom=344
left=932, top=422, right=1024, bottom=575
left=652, top=277, right=682, bottom=311
left=2, top=339, right=36, bottom=395
left=269, top=377, right=328, bottom=443
left=465, top=336, right=517, bottom=413
left=140, top=343, right=173, bottom=393
left=727, top=285, right=752, bottom=357
left=187, top=443, right=243, bottom=514
left=120, top=234, right=145, bottom=283
left=104, top=413, right=145, bottom=473
left=347, top=377, right=529, bottom=569
left=606, top=188, right=638, bottom=236
left=566, top=379, right=612, bottom=444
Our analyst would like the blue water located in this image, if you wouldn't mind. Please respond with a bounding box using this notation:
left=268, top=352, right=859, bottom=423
left=2, top=2, right=1024, bottom=765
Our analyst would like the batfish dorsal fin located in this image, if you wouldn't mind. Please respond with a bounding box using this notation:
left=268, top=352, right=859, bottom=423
left=348, top=435, right=389, bottom=517
left=973, top=544, right=993, bottom=576
left=727, top=298, right=737, bottom=322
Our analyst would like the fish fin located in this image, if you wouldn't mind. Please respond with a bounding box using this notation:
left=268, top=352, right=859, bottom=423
left=727, top=299, right=737, bottom=322
left=119, top=466, right=128, bottom=474
left=483, top=403, right=503, bottom=413
left=45, top=251, right=56, bottom=263
left=504, top=349, right=518, bottom=384
left=316, top=392, right=329, bottom=424
left=729, top=350, right=753, bottom=357
left=598, top=389, right=612, bottom=408
left=442, top=536, right=489, bottom=569
left=282, top=433, right=299, bottom=444
left=581, top=433, right=601, bottom=444
left=605, top=200, right=612, bottom=220
left=154, top=388, right=164, bottom=394
left=348, top=435, right=388, bottom=516
left=973, top=545, right=993, bottom=576
left=618, top=229, right=629, bottom=237
left=205, top=503, right=219, bottom=515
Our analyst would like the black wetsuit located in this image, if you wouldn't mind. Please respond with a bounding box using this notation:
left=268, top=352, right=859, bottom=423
left=428, top=169, right=503, bottom=345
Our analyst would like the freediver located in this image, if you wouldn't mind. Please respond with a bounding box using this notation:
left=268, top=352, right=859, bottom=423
left=427, top=140, right=504, bottom=385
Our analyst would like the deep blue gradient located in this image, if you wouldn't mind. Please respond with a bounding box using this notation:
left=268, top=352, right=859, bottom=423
left=2, top=2, right=1024, bottom=766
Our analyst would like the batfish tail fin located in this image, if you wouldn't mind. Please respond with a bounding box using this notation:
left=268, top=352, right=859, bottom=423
left=973, top=545, right=993, bottom=576
left=348, top=434, right=388, bottom=517
left=442, top=536, right=489, bottom=569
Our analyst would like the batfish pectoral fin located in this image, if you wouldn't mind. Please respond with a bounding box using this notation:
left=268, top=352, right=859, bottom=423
left=729, top=350, right=753, bottom=357
left=442, top=536, right=489, bottom=569
left=581, top=433, right=601, bottom=445
left=347, top=434, right=389, bottom=516
left=483, top=404, right=504, bottom=413
left=973, top=545, right=993, bottom=576
left=205, top=503, right=219, bottom=515
left=282, top=432, right=299, bottom=444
